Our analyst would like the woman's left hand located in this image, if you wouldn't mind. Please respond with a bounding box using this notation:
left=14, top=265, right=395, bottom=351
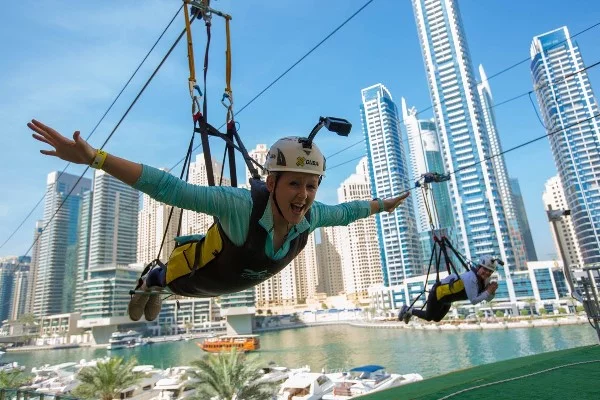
left=384, top=192, right=410, bottom=213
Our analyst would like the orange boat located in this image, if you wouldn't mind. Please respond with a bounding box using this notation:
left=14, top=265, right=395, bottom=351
left=197, top=335, right=260, bottom=353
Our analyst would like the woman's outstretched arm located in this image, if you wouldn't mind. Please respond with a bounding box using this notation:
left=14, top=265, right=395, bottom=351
left=27, top=119, right=142, bottom=185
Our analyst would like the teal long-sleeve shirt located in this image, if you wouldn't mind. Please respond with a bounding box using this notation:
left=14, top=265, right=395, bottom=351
left=133, top=165, right=372, bottom=261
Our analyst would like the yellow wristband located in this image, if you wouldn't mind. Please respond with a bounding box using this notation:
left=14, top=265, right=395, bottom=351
left=91, top=149, right=108, bottom=170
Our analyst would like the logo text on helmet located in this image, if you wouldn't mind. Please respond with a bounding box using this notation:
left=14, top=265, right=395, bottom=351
left=296, top=157, right=319, bottom=167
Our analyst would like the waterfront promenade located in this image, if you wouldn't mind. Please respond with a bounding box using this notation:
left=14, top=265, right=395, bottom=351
left=363, top=344, right=600, bottom=399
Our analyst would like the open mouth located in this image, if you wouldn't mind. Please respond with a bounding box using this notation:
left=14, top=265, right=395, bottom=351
left=290, top=204, right=304, bottom=214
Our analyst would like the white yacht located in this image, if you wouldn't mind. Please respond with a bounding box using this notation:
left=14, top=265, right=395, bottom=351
left=152, top=366, right=198, bottom=399
left=277, top=372, right=335, bottom=400
left=322, top=365, right=423, bottom=399
left=255, top=364, right=311, bottom=385
left=107, top=330, right=145, bottom=350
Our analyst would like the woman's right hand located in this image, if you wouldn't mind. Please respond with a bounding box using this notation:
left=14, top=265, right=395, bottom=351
left=27, top=119, right=96, bottom=165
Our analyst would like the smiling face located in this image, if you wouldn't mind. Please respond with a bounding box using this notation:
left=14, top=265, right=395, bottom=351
left=476, top=266, right=494, bottom=281
left=267, top=172, right=320, bottom=225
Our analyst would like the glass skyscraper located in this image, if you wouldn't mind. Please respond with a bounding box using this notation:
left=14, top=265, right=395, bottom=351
left=411, top=0, right=516, bottom=267
left=478, top=65, right=528, bottom=270
left=510, top=178, right=538, bottom=262
left=360, top=84, right=422, bottom=286
left=530, top=26, right=600, bottom=265
left=33, top=172, right=91, bottom=317
left=402, top=98, right=456, bottom=270
left=412, top=0, right=517, bottom=305
left=81, top=170, right=139, bottom=320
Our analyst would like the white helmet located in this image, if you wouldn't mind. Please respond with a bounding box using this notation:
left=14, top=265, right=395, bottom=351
left=478, top=255, right=498, bottom=272
left=264, top=136, right=326, bottom=176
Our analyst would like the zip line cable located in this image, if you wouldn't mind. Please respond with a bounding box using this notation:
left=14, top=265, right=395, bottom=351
left=6, top=10, right=195, bottom=273
left=167, top=0, right=376, bottom=173
left=3, top=7, right=599, bottom=268
left=3, top=8, right=598, bottom=254
left=482, top=21, right=600, bottom=85
left=233, top=0, right=375, bottom=117
left=3, top=0, right=376, bottom=271
left=328, top=57, right=600, bottom=179
left=0, top=4, right=184, bottom=252
left=325, top=20, right=600, bottom=162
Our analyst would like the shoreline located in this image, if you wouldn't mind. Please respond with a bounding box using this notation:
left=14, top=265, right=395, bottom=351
left=256, top=315, right=588, bottom=333
left=5, top=316, right=589, bottom=353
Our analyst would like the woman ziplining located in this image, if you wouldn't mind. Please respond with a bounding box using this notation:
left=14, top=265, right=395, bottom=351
left=398, top=255, right=499, bottom=324
left=26, top=119, right=411, bottom=322
left=397, top=173, right=500, bottom=324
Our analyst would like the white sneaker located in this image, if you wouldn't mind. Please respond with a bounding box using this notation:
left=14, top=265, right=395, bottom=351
left=144, top=286, right=163, bottom=322
left=128, top=280, right=150, bottom=321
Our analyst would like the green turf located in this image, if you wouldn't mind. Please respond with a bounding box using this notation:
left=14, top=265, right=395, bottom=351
left=362, top=345, right=600, bottom=400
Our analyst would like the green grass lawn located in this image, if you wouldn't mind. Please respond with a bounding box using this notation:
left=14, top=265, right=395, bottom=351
left=363, top=344, right=600, bottom=400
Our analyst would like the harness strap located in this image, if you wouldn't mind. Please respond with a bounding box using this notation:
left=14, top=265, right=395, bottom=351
left=183, top=2, right=197, bottom=99
left=224, top=17, right=234, bottom=122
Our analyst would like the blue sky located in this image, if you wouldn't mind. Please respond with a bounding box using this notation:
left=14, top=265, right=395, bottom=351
left=2, top=0, right=600, bottom=260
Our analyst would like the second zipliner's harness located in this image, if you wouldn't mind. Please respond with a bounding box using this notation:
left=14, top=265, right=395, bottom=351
left=407, top=173, right=473, bottom=311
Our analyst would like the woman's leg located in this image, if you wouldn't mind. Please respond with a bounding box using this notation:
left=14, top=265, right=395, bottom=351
left=432, top=303, right=452, bottom=322
left=146, top=266, right=166, bottom=288
left=412, top=286, right=441, bottom=321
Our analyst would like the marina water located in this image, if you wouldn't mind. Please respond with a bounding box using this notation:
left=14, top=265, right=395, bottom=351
left=5, top=324, right=598, bottom=379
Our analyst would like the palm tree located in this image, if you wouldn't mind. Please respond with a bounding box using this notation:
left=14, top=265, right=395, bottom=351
left=0, top=370, right=31, bottom=389
left=189, top=349, right=278, bottom=400
left=72, top=357, right=141, bottom=400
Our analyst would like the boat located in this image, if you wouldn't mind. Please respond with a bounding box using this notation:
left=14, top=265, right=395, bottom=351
left=255, top=364, right=311, bottom=385
left=152, top=366, right=198, bottom=399
left=0, top=361, right=25, bottom=373
left=277, top=372, right=335, bottom=400
left=107, top=330, right=146, bottom=350
left=322, top=365, right=423, bottom=399
left=197, top=334, right=260, bottom=353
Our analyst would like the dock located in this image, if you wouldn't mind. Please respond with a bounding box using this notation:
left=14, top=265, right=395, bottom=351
left=362, top=344, right=600, bottom=399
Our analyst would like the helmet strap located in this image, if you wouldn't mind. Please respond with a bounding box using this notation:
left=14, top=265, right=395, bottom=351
left=272, top=175, right=285, bottom=219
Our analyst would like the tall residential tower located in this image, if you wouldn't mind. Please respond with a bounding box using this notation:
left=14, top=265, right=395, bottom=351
left=411, top=0, right=517, bottom=271
left=360, top=84, right=422, bottom=286
left=530, top=26, right=600, bottom=265
left=33, top=172, right=91, bottom=317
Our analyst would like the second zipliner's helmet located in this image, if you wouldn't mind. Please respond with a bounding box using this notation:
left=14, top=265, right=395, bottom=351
left=264, top=136, right=326, bottom=177
left=478, top=255, right=498, bottom=272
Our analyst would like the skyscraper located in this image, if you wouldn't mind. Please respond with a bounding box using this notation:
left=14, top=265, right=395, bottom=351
left=336, top=158, right=383, bottom=297
left=279, top=233, right=318, bottom=304
left=25, top=220, right=43, bottom=315
left=0, top=262, right=15, bottom=322
left=411, top=0, right=517, bottom=273
left=478, top=65, right=528, bottom=270
left=88, top=170, right=138, bottom=269
left=10, top=268, right=29, bottom=320
left=33, top=171, right=91, bottom=317
left=80, top=170, right=139, bottom=320
left=137, top=188, right=181, bottom=265
left=316, top=226, right=345, bottom=296
left=402, top=99, right=454, bottom=233
left=74, top=191, right=92, bottom=313
left=530, top=26, right=600, bottom=265
left=246, top=144, right=269, bottom=183
left=543, top=175, right=583, bottom=267
left=510, top=178, right=538, bottom=261
left=360, top=84, right=422, bottom=286
left=401, top=98, right=455, bottom=268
